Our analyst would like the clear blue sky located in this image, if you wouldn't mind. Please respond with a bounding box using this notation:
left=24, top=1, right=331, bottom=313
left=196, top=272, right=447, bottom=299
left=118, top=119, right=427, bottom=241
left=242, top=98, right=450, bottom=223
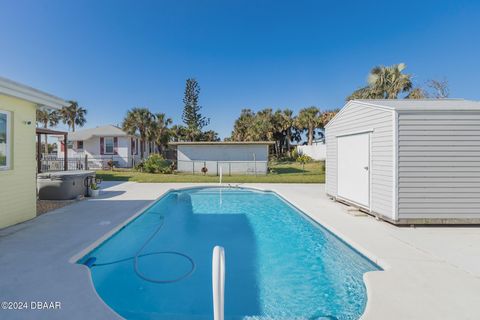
left=1, top=0, right=479, bottom=138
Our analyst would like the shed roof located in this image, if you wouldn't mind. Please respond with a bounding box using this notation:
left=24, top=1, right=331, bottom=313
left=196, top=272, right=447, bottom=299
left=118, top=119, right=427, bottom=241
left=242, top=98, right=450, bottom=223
left=352, top=99, right=480, bottom=111
left=0, top=76, right=69, bottom=109
left=68, top=125, right=133, bottom=141
left=169, top=141, right=274, bottom=146
left=326, top=99, right=480, bottom=129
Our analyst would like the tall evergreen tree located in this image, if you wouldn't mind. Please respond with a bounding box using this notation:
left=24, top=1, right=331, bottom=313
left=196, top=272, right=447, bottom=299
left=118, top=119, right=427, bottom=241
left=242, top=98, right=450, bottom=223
left=182, top=78, right=209, bottom=141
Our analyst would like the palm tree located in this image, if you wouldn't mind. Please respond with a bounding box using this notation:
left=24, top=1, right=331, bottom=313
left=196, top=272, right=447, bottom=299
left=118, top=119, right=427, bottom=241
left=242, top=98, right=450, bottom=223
left=295, top=106, right=322, bottom=145
left=231, top=109, right=256, bottom=141
left=122, top=108, right=155, bottom=159
left=170, top=125, right=188, bottom=142
left=252, top=108, right=275, bottom=141
left=275, top=109, right=298, bottom=155
left=200, top=130, right=220, bottom=142
left=347, top=86, right=382, bottom=100
left=36, top=109, right=59, bottom=129
left=321, top=109, right=339, bottom=127
left=152, top=113, right=172, bottom=153
left=347, top=63, right=413, bottom=100
left=370, top=63, right=413, bottom=99
left=60, top=101, right=87, bottom=132
left=405, top=87, right=427, bottom=99
left=36, top=109, right=60, bottom=154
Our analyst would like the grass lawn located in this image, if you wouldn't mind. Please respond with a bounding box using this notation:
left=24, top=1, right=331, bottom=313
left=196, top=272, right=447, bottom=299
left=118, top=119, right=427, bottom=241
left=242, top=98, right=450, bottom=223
left=96, top=161, right=325, bottom=183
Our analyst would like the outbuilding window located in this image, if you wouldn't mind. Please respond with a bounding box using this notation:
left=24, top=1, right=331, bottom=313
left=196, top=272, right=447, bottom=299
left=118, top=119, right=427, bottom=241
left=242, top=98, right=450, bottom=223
left=0, top=110, right=10, bottom=170
left=77, top=141, right=83, bottom=150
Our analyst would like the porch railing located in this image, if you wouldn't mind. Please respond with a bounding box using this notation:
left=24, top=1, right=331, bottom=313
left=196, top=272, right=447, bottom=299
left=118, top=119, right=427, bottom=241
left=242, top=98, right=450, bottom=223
left=38, top=154, right=142, bottom=172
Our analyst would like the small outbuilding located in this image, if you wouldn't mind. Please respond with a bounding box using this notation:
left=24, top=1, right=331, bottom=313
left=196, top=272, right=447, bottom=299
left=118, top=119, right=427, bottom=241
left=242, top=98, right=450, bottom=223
left=325, top=99, right=480, bottom=224
left=169, top=141, right=273, bottom=175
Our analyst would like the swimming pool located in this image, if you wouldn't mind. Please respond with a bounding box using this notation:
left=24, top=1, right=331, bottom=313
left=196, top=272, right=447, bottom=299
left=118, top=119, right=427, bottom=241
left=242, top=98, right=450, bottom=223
left=79, top=187, right=381, bottom=319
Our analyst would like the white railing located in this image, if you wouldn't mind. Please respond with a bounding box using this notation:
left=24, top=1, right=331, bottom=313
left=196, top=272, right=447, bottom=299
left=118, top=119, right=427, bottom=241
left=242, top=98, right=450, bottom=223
left=39, top=157, right=87, bottom=172
left=39, top=154, right=142, bottom=171
left=212, top=246, right=225, bottom=320
left=219, top=166, right=223, bottom=185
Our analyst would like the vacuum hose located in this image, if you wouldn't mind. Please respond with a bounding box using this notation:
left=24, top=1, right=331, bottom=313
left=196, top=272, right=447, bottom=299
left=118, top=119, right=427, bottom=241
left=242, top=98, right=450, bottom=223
left=89, top=216, right=196, bottom=284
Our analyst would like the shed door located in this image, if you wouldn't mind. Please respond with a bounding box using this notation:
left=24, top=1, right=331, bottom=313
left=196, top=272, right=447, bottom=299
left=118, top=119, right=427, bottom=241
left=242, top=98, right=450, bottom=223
left=337, top=133, right=370, bottom=207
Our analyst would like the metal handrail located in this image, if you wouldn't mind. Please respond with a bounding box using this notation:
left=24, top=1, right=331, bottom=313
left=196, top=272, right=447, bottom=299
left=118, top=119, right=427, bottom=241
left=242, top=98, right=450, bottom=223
left=212, top=246, right=225, bottom=320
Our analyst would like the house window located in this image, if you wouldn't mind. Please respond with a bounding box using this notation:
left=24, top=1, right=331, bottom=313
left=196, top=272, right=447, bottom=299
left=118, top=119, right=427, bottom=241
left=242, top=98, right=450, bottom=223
left=104, top=137, right=114, bottom=154
left=0, top=110, right=10, bottom=170
left=67, top=141, right=73, bottom=149
left=77, top=141, right=83, bottom=150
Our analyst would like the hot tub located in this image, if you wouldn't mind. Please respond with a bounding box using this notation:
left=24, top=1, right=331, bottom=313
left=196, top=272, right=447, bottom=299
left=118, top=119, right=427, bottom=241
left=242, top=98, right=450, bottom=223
left=37, top=170, right=96, bottom=200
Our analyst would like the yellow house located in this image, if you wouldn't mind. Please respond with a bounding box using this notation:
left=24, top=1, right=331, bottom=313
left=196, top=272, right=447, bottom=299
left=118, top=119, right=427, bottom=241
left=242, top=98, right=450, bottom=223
left=0, top=77, right=69, bottom=228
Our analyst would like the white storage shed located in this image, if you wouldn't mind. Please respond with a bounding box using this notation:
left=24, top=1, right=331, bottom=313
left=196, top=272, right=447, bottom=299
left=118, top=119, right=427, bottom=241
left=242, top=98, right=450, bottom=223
left=170, top=141, right=273, bottom=175
left=325, top=99, right=480, bottom=224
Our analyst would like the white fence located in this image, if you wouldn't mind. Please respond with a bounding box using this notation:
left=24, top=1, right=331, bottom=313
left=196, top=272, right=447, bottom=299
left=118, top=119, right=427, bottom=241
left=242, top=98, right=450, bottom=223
left=177, top=160, right=268, bottom=175
left=296, top=143, right=326, bottom=160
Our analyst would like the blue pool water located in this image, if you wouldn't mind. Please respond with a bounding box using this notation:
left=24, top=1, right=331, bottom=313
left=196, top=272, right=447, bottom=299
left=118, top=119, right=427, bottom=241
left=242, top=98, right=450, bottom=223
left=79, top=187, right=381, bottom=319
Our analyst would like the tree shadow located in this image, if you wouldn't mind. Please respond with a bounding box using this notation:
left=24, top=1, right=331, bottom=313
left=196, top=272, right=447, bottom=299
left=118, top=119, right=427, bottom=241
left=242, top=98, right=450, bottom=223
left=96, top=173, right=131, bottom=181
left=274, top=166, right=305, bottom=174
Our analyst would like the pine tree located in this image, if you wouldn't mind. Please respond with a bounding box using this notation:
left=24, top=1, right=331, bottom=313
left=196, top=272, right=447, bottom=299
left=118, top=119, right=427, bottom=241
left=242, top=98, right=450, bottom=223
left=182, top=78, right=209, bottom=141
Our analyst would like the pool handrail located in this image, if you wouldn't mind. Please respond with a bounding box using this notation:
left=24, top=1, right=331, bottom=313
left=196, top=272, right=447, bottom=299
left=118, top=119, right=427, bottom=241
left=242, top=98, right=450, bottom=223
left=212, top=245, right=225, bottom=320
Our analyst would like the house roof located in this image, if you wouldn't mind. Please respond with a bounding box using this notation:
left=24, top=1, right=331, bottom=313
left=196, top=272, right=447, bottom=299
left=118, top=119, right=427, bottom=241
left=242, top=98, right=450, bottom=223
left=326, top=99, right=480, bottom=128
left=169, top=141, right=275, bottom=146
left=68, top=125, right=133, bottom=141
left=0, top=76, right=69, bottom=109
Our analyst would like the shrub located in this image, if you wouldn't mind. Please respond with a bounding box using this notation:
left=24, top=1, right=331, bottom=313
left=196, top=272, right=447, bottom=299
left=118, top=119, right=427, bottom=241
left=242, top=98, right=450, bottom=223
left=142, top=154, right=172, bottom=174
left=291, top=148, right=299, bottom=160
left=296, top=154, right=313, bottom=164
left=134, top=161, right=144, bottom=172
left=296, top=154, right=313, bottom=172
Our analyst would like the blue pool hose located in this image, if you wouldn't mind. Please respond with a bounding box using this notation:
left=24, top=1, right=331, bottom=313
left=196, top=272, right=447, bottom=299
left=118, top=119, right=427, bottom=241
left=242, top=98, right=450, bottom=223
left=90, top=216, right=196, bottom=284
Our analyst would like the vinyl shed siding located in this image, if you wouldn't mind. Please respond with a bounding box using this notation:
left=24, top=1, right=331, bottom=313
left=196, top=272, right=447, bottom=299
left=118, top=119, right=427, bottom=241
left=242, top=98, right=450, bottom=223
left=398, top=111, right=480, bottom=219
left=326, top=103, right=395, bottom=219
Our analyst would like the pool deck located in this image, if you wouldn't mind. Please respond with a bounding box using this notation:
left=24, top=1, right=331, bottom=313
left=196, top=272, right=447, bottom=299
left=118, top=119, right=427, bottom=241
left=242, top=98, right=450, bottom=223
left=1, top=182, right=480, bottom=319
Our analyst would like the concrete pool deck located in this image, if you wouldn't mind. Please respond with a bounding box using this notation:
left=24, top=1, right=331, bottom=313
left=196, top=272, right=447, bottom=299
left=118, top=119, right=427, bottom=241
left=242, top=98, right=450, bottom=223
left=0, top=182, right=479, bottom=319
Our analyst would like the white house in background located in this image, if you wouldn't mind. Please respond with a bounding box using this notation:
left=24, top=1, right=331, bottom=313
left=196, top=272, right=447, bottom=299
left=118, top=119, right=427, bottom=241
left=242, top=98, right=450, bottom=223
left=56, top=125, right=153, bottom=168
left=169, top=141, right=274, bottom=175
